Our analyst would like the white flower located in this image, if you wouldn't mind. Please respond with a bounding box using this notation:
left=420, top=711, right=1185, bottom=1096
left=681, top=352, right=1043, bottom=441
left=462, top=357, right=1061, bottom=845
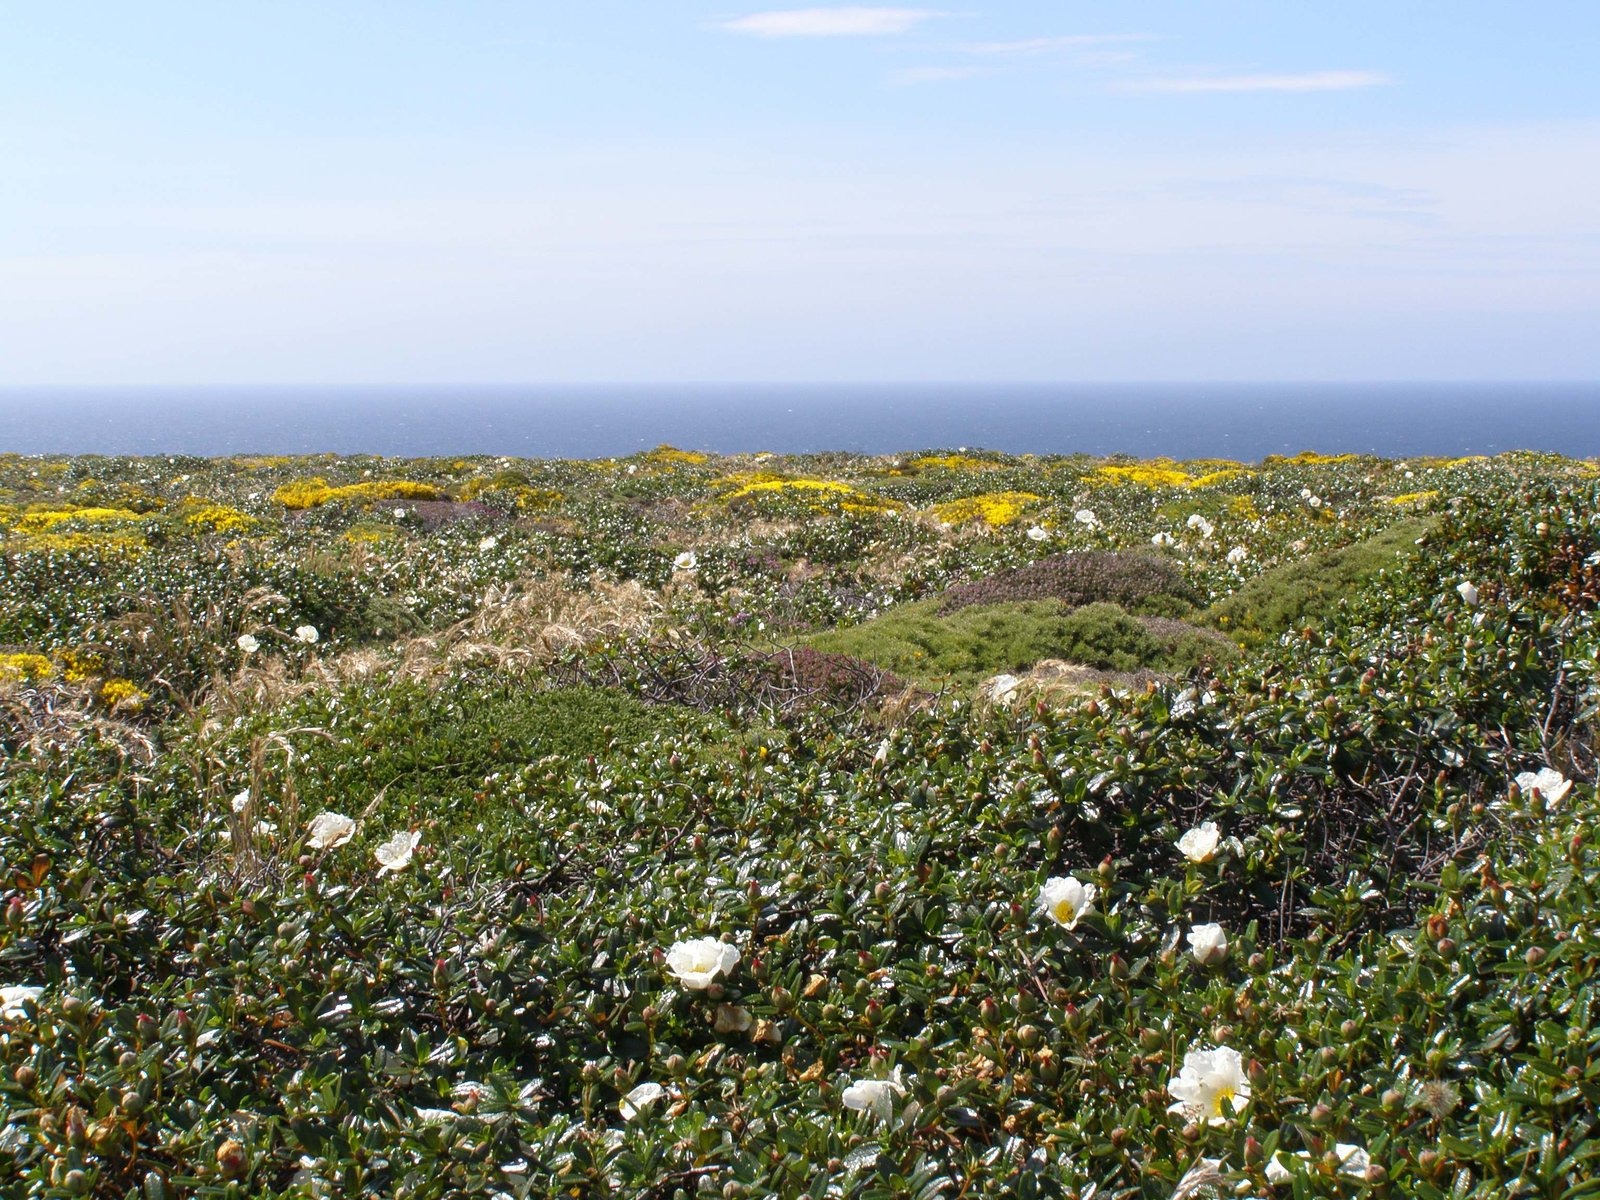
left=0, top=985, right=44, bottom=1020
left=1515, top=767, right=1571, bottom=805
left=1037, top=876, right=1097, bottom=929
left=619, top=1081, right=667, bottom=1120
left=236, top=633, right=260, bottom=653
left=1265, top=1143, right=1370, bottom=1185
left=1226, top=545, right=1247, bottom=564
left=393, top=507, right=408, bottom=518
left=664, top=937, right=739, bottom=989
left=841, top=1067, right=905, bottom=1117
left=1457, top=581, right=1479, bottom=606
left=1309, top=496, right=1323, bottom=508
left=1167, top=1045, right=1250, bottom=1125
left=1151, top=531, right=1175, bottom=547
left=1176, top=821, right=1222, bottom=863
left=1074, top=509, right=1099, bottom=527
left=1026, top=525, right=1049, bottom=541
left=306, top=812, right=357, bottom=850
left=713, top=1003, right=753, bottom=1034
left=1186, top=514, right=1214, bottom=539
left=981, top=674, right=1021, bottom=707
left=295, top=625, right=320, bottom=644
left=374, top=829, right=422, bottom=875
left=478, top=535, right=499, bottom=552
left=231, top=788, right=252, bottom=813
left=672, top=551, right=698, bottom=572
left=1299, top=487, right=1313, bottom=500
left=1188, top=923, right=1229, bottom=965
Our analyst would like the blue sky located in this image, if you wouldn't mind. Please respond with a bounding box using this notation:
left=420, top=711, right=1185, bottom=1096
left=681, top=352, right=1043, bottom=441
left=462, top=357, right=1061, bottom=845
left=3, top=2, right=1598, bottom=382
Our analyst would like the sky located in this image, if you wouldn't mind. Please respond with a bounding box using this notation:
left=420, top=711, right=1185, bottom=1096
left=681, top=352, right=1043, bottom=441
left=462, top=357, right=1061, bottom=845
left=2, top=2, right=1598, bottom=384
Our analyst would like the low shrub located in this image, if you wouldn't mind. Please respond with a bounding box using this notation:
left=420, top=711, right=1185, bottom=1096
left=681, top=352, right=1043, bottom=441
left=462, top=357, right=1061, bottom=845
left=1203, top=518, right=1428, bottom=645
left=939, top=550, right=1198, bottom=616
left=804, top=599, right=1232, bottom=687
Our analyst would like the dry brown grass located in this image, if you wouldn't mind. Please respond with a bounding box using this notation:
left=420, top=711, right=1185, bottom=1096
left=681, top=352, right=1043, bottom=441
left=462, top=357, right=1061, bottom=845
left=0, top=679, right=157, bottom=765
left=206, top=571, right=669, bottom=720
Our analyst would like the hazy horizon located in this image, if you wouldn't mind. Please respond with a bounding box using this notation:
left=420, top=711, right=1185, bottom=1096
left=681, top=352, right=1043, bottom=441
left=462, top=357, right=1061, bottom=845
left=5, top=3, right=1598, bottom=385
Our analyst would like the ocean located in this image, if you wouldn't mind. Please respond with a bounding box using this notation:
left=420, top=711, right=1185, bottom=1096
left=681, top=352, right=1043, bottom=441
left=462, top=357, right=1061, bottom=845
left=1, top=383, right=1597, bottom=460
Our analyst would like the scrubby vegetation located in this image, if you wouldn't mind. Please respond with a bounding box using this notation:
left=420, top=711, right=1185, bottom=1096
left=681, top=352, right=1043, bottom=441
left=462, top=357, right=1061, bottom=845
left=0, top=447, right=1597, bottom=1199
left=803, top=600, right=1232, bottom=688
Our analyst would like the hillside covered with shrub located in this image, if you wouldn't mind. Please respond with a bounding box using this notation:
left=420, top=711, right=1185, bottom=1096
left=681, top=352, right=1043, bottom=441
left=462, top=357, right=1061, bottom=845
left=0, top=447, right=1597, bottom=1198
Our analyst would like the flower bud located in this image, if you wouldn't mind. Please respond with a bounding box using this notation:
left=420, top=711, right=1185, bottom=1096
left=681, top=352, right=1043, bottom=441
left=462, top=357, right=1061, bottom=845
left=1107, top=954, right=1129, bottom=981
left=1417, top=1149, right=1441, bottom=1176
left=4, top=896, right=23, bottom=931
left=1110, top=1126, right=1129, bottom=1148
left=1139, top=1027, right=1163, bottom=1051
left=137, top=1013, right=159, bottom=1042
left=1309, top=1102, right=1333, bottom=1125
left=14, top=1063, right=37, bottom=1089
left=1244, top=1136, right=1264, bottom=1165
left=1016, top=1024, right=1042, bottom=1048
left=1340, top=1019, right=1358, bottom=1039
left=1247, top=1059, right=1267, bottom=1087
left=1525, top=946, right=1546, bottom=966
left=1381, top=1088, right=1405, bottom=1111
left=1436, top=937, right=1457, bottom=959
left=216, top=1138, right=247, bottom=1178
left=979, top=997, right=1001, bottom=1027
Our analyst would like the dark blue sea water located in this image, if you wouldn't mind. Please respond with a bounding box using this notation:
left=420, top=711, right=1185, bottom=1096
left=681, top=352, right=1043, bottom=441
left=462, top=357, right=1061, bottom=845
left=1, top=384, right=1596, bottom=460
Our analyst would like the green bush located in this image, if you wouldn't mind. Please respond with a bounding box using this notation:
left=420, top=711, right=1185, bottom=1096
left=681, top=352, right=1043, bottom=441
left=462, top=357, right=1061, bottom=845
left=1203, top=518, right=1429, bottom=645
left=802, top=599, right=1233, bottom=686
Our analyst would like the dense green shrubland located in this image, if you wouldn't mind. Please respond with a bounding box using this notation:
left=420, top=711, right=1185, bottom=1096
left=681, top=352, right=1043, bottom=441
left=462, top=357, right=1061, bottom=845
left=0, top=449, right=1596, bottom=1199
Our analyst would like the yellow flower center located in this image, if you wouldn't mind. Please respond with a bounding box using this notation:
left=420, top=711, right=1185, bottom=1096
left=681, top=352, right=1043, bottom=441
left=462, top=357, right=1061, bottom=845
left=1053, top=900, right=1075, bottom=924
left=1211, top=1087, right=1236, bottom=1118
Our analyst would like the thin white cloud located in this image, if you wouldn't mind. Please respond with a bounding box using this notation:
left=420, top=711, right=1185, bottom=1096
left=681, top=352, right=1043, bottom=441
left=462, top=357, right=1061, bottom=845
left=718, top=8, right=939, bottom=37
left=963, top=35, right=1151, bottom=56
left=889, top=65, right=985, bottom=86
left=1121, top=70, right=1389, bottom=94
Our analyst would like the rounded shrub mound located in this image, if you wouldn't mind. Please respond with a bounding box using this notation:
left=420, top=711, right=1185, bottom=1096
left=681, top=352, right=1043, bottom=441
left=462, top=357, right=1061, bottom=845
left=938, top=550, right=1197, bottom=616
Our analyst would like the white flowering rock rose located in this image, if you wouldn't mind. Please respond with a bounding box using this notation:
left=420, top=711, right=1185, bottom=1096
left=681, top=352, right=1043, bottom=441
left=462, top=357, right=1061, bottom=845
left=0, top=985, right=44, bottom=1020
left=306, top=811, right=357, bottom=850
left=1026, top=525, right=1049, bottom=541
left=1188, top=922, right=1229, bottom=965
left=1515, top=767, right=1571, bottom=805
left=374, top=829, right=422, bottom=875
left=1176, top=821, right=1222, bottom=863
left=478, top=535, right=499, bottom=552
left=841, top=1067, right=906, bottom=1117
left=1226, top=545, right=1248, bottom=564
left=1265, top=1143, right=1371, bottom=1184
left=236, top=633, right=260, bottom=653
left=1457, top=581, right=1480, bottom=606
left=1151, top=531, right=1176, bottom=547
left=294, top=624, right=320, bottom=644
left=981, top=674, right=1021, bottom=707
left=1037, top=876, right=1097, bottom=930
left=1074, top=509, right=1099, bottom=527
left=231, top=788, right=252, bottom=813
left=672, top=551, right=698, bottom=572
left=1167, top=1045, right=1251, bottom=1125
left=619, top=1081, right=667, bottom=1120
left=664, top=937, right=740, bottom=989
